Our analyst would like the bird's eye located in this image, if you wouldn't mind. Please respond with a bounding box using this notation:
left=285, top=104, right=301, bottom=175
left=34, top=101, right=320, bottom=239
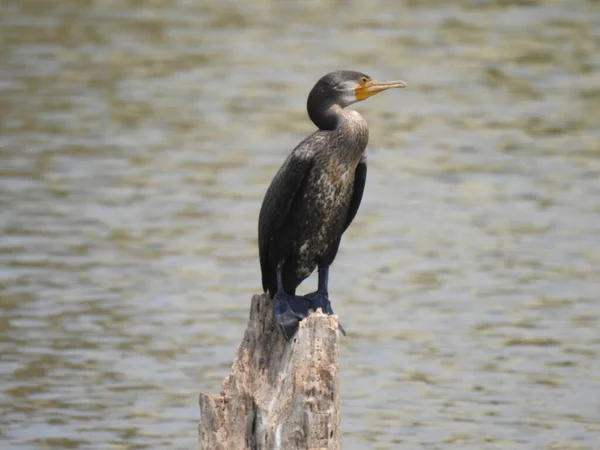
left=360, top=76, right=369, bottom=84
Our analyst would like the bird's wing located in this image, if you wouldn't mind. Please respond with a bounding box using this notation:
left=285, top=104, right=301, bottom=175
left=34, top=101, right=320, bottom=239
left=258, top=152, right=314, bottom=295
left=343, top=159, right=367, bottom=231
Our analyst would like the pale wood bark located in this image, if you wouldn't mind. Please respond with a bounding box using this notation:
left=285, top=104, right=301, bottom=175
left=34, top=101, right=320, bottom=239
left=198, top=293, right=342, bottom=450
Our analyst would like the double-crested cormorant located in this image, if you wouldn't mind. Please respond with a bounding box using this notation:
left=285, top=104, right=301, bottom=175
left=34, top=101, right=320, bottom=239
left=258, top=70, right=406, bottom=339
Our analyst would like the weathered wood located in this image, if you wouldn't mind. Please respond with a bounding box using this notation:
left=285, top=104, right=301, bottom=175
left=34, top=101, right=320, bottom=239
left=198, top=293, right=342, bottom=450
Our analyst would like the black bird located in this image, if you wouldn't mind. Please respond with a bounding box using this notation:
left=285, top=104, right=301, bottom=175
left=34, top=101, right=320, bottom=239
left=258, top=70, right=406, bottom=339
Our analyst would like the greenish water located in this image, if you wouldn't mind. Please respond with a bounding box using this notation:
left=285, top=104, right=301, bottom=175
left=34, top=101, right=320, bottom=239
left=1, top=1, right=599, bottom=449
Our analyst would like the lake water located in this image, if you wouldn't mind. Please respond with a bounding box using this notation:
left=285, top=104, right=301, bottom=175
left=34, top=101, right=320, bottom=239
left=1, top=0, right=599, bottom=448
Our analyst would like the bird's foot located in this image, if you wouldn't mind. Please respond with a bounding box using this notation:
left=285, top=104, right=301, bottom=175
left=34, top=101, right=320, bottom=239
left=304, top=291, right=346, bottom=336
left=274, top=293, right=310, bottom=341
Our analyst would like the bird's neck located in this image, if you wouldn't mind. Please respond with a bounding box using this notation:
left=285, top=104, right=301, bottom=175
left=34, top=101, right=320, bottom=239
left=323, top=107, right=369, bottom=165
left=334, top=106, right=369, bottom=141
left=314, top=104, right=368, bottom=133
left=309, top=103, right=340, bottom=131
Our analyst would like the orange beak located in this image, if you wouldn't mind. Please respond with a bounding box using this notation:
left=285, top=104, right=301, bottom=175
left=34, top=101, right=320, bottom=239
left=354, top=79, right=407, bottom=101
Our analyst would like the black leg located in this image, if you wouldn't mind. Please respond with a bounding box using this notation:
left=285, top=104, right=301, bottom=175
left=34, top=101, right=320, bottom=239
left=273, top=263, right=309, bottom=340
left=304, top=266, right=346, bottom=336
left=317, top=266, right=329, bottom=296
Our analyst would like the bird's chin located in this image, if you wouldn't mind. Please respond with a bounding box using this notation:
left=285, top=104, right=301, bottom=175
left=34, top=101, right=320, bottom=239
left=341, top=91, right=360, bottom=106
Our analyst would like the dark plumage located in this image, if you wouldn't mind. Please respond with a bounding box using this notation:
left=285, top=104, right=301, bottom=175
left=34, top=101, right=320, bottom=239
left=257, top=70, right=406, bottom=338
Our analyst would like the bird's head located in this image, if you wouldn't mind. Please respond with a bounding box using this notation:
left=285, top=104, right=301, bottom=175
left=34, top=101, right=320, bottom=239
left=308, top=70, right=407, bottom=110
left=306, top=70, right=406, bottom=129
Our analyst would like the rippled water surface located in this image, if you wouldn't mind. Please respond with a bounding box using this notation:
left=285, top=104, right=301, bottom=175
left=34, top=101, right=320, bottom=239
left=1, top=1, right=599, bottom=449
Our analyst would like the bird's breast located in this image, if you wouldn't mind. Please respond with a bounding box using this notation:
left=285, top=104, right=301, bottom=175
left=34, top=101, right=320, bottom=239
left=290, top=164, right=355, bottom=276
left=310, top=165, right=353, bottom=207
left=331, top=165, right=351, bottom=186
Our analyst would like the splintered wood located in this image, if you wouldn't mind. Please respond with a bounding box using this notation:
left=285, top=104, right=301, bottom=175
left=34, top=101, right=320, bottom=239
left=198, top=293, right=342, bottom=450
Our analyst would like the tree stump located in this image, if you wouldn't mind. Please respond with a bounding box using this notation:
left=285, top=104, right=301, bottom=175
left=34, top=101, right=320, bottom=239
left=198, top=293, right=342, bottom=450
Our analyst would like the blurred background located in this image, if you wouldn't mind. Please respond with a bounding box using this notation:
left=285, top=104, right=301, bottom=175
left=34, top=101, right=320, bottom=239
left=1, top=0, right=599, bottom=449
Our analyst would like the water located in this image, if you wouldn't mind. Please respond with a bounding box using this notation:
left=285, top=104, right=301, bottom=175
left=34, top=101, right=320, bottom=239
left=1, top=0, right=599, bottom=448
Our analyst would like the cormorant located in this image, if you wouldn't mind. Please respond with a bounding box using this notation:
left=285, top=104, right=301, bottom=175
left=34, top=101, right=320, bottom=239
left=258, top=70, right=406, bottom=340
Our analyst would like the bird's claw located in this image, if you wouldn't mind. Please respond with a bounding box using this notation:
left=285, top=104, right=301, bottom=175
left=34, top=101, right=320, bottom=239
left=274, top=294, right=309, bottom=340
left=304, top=291, right=347, bottom=336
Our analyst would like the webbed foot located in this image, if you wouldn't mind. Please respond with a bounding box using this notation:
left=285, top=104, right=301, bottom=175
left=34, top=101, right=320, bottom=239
left=274, top=294, right=310, bottom=340
left=304, top=291, right=346, bottom=336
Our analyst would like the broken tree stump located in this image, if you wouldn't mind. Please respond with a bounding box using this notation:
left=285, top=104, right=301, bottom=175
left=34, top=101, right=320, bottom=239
left=198, top=293, right=342, bottom=450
